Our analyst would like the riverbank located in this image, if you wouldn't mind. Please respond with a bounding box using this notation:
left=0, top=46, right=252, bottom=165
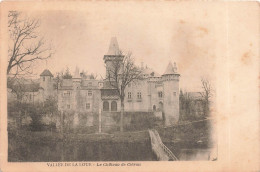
left=157, top=118, right=215, bottom=160
left=8, top=119, right=214, bottom=161
left=8, top=130, right=155, bottom=162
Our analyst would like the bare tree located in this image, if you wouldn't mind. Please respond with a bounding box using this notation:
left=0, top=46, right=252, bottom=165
left=199, top=78, right=213, bottom=116
left=7, top=11, right=53, bottom=77
left=107, top=52, right=143, bottom=132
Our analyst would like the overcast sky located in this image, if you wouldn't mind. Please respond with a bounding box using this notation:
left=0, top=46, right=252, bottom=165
left=23, top=2, right=218, bottom=91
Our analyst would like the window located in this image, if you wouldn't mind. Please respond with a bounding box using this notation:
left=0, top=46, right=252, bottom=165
left=67, top=104, right=70, bottom=109
left=88, top=91, right=92, bottom=96
left=137, top=92, right=142, bottom=99
left=63, top=91, right=71, bottom=97
left=128, top=92, right=132, bottom=99
left=88, top=82, right=92, bottom=87
left=173, top=92, right=177, bottom=96
left=103, top=101, right=109, bottom=111
left=86, top=103, right=91, bottom=109
left=158, top=91, right=163, bottom=98
left=128, top=83, right=131, bottom=87
left=29, top=94, right=32, bottom=101
left=43, top=77, right=45, bottom=81
left=111, top=101, right=117, bottom=111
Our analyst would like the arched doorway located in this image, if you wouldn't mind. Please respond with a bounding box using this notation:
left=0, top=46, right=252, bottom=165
left=159, top=101, right=165, bottom=121
left=103, top=101, right=109, bottom=111
left=111, top=101, right=117, bottom=111
left=159, top=102, right=163, bottom=111
left=153, top=105, right=156, bottom=111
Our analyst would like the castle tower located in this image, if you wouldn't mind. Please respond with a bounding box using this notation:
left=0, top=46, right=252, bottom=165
left=162, top=62, right=180, bottom=125
left=103, top=37, right=124, bottom=79
left=40, top=69, right=54, bottom=100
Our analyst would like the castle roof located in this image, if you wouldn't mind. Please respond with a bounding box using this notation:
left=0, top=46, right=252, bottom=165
left=163, top=62, right=176, bottom=75
left=7, top=77, right=42, bottom=92
left=106, top=37, right=120, bottom=56
left=23, top=83, right=42, bottom=92
left=142, top=67, right=160, bottom=77
left=62, top=79, right=73, bottom=87
left=101, top=89, right=119, bottom=100
left=40, top=69, right=53, bottom=77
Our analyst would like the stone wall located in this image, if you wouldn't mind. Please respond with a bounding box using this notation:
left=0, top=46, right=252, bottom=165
left=100, top=111, right=158, bottom=133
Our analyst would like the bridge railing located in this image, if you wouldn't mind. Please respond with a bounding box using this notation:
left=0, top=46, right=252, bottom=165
left=149, top=130, right=169, bottom=160
left=153, top=129, right=178, bottom=161
left=148, top=129, right=178, bottom=161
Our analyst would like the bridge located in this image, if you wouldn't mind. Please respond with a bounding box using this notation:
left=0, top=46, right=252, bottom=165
left=148, top=129, right=178, bottom=161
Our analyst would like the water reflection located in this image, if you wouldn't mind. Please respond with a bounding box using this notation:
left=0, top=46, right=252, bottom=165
left=9, top=132, right=216, bottom=161
left=178, top=149, right=212, bottom=161
left=9, top=140, right=157, bottom=161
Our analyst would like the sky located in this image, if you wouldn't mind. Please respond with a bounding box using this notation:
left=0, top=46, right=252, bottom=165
left=20, top=2, right=218, bottom=92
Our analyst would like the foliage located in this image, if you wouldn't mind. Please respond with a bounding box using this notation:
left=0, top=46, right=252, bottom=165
left=61, top=110, right=75, bottom=132
left=179, top=89, right=207, bottom=122
left=89, top=73, right=98, bottom=79
left=199, top=78, right=213, bottom=116
left=27, top=103, right=45, bottom=131
left=157, top=119, right=212, bottom=149
left=62, top=67, right=72, bottom=79
left=43, top=97, right=58, bottom=114
left=53, top=72, right=62, bottom=90
left=8, top=97, right=59, bottom=131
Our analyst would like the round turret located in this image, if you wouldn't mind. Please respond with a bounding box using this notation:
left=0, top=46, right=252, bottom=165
left=40, top=69, right=54, bottom=99
left=162, top=62, right=180, bottom=125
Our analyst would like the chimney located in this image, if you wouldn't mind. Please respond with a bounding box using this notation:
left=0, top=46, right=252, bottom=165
left=173, top=62, right=177, bottom=72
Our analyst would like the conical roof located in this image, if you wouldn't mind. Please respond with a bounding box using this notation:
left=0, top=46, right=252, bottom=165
left=40, top=69, right=53, bottom=77
left=106, top=37, right=120, bottom=55
left=142, top=67, right=160, bottom=77
left=163, top=62, right=175, bottom=75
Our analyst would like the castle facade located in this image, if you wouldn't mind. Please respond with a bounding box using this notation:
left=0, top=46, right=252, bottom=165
left=8, top=37, right=180, bottom=125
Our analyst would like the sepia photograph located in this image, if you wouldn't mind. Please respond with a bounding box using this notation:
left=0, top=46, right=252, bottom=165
left=0, top=1, right=259, bottom=171
left=6, top=8, right=217, bottom=162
